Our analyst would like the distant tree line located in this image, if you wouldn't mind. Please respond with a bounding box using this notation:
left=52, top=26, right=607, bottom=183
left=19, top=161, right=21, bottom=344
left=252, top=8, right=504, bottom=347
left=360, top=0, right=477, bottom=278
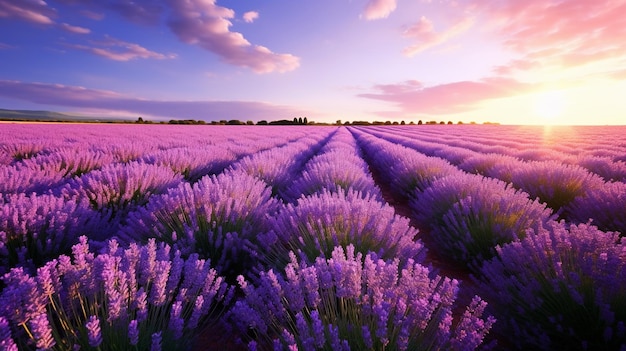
left=133, top=116, right=499, bottom=126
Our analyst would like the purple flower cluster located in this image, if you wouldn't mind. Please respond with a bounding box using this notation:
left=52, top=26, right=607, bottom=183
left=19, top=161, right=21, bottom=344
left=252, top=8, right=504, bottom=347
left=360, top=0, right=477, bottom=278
left=140, top=145, right=237, bottom=182
left=506, top=160, right=606, bottom=215
left=352, top=130, right=457, bottom=197
left=59, top=161, right=183, bottom=212
left=260, top=189, right=425, bottom=268
left=282, top=128, right=382, bottom=202
left=411, top=173, right=554, bottom=267
left=0, top=193, right=103, bottom=275
left=476, top=222, right=626, bottom=350
left=566, top=180, right=626, bottom=235
left=0, top=236, right=233, bottom=350
left=230, top=244, right=495, bottom=350
left=120, top=169, right=279, bottom=276
left=228, top=131, right=335, bottom=195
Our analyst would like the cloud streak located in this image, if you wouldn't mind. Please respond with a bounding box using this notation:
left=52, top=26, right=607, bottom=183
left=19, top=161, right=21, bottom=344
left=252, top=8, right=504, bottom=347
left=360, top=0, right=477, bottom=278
left=67, top=36, right=176, bottom=61
left=0, top=0, right=55, bottom=24
left=166, top=0, right=299, bottom=73
left=359, top=77, right=533, bottom=116
left=402, top=16, right=473, bottom=56
left=0, top=80, right=307, bottom=121
left=59, top=22, right=91, bottom=34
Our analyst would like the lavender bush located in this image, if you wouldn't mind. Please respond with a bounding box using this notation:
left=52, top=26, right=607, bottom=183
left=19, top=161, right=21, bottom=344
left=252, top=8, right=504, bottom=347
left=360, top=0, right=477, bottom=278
left=435, top=189, right=554, bottom=267
left=509, top=160, right=605, bottom=216
left=0, top=237, right=234, bottom=350
left=140, top=146, right=237, bottom=182
left=476, top=222, right=626, bottom=350
left=566, top=181, right=626, bottom=235
left=58, top=161, right=183, bottom=216
left=230, top=245, right=495, bottom=350
left=119, top=169, right=279, bottom=276
left=352, top=131, right=458, bottom=199
left=260, top=189, right=425, bottom=269
left=21, top=147, right=116, bottom=178
left=283, top=150, right=382, bottom=202
left=0, top=193, right=103, bottom=275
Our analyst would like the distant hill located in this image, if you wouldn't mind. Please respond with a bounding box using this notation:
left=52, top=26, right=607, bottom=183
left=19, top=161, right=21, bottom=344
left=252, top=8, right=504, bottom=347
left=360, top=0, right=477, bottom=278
left=0, top=109, right=131, bottom=123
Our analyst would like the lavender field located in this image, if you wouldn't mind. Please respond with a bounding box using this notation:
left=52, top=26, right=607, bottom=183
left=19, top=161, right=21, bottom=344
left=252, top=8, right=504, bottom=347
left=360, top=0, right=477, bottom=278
left=1, top=123, right=625, bottom=351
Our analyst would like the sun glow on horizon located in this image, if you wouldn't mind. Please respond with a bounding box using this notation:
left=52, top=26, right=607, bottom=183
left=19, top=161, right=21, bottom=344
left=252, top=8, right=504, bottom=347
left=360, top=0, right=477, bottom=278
left=532, top=90, right=567, bottom=124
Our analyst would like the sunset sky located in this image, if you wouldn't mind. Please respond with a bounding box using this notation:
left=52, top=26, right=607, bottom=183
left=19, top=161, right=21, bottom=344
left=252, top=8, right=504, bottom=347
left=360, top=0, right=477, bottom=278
left=1, top=0, right=625, bottom=125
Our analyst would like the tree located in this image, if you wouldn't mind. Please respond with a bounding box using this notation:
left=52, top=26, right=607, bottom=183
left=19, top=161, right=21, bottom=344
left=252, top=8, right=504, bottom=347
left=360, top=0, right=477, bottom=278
left=400, top=120, right=406, bottom=125
left=418, top=120, right=423, bottom=125
left=336, top=120, right=342, bottom=125
left=303, top=117, right=308, bottom=125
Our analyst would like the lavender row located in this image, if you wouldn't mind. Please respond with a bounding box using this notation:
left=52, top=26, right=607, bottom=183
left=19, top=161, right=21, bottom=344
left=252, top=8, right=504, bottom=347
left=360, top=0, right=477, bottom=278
left=350, top=128, right=554, bottom=268
left=351, top=128, right=626, bottom=349
left=0, top=125, right=498, bottom=350
left=355, top=126, right=625, bottom=235
left=117, top=128, right=335, bottom=278
left=220, top=130, right=497, bottom=349
left=1, top=237, right=233, bottom=350
left=0, top=125, right=317, bottom=197
left=370, top=125, right=626, bottom=166
left=256, top=128, right=424, bottom=269
left=281, top=127, right=383, bottom=202
left=363, top=125, right=626, bottom=182
left=0, top=126, right=334, bottom=278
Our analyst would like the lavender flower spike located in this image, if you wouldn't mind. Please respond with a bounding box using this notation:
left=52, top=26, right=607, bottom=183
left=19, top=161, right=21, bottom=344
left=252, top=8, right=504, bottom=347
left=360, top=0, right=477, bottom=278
left=86, top=315, right=103, bottom=347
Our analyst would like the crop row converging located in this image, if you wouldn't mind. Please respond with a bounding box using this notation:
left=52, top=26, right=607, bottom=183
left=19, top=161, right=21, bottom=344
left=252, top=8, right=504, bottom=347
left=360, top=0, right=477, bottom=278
left=1, top=123, right=625, bottom=351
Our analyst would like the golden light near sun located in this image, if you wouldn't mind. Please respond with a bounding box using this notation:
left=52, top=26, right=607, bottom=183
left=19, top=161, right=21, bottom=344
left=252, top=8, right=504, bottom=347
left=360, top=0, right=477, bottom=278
left=533, top=90, right=567, bottom=123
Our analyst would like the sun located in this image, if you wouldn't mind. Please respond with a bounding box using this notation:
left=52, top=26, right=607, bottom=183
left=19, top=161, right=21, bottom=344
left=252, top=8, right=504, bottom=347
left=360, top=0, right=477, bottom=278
left=533, top=90, right=567, bottom=123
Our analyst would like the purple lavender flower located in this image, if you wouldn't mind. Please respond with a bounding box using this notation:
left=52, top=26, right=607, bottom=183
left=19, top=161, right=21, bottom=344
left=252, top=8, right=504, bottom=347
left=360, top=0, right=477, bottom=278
left=140, top=145, right=237, bottom=181
left=128, top=319, right=139, bottom=346
left=151, top=331, right=162, bottom=351
left=29, top=312, right=55, bottom=349
left=476, top=221, right=626, bottom=350
left=119, top=169, right=278, bottom=277
left=86, top=315, right=103, bottom=347
left=230, top=244, right=493, bottom=350
left=509, top=160, right=606, bottom=216
left=566, top=180, right=626, bottom=235
left=0, top=316, right=18, bottom=351
left=59, top=161, right=182, bottom=214
left=0, top=192, right=103, bottom=274
left=0, top=237, right=232, bottom=350
left=262, top=188, right=425, bottom=269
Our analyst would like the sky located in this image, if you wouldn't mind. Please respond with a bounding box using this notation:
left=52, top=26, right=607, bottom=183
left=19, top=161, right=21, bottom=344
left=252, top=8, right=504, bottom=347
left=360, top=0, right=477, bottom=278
left=1, top=0, right=625, bottom=125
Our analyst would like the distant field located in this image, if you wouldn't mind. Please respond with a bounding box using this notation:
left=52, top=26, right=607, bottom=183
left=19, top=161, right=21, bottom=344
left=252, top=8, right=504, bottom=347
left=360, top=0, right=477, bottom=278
left=1, top=124, right=625, bottom=350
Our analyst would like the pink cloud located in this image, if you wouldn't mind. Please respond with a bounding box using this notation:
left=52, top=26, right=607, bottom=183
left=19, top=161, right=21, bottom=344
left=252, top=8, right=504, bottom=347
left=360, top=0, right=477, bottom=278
left=166, top=0, right=299, bottom=73
left=361, top=0, right=397, bottom=20
left=359, top=77, right=533, bottom=115
left=0, top=0, right=55, bottom=25
left=467, top=0, right=626, bottom=71
left=0, top=80, right=308, bottom=121
left=242, top=11, right=259, bottom=23
left=59, top=22, right=91, bottom=34
left=402, top=15, right=473, bottom=56
left=68, top=36, right=176, bottom=61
